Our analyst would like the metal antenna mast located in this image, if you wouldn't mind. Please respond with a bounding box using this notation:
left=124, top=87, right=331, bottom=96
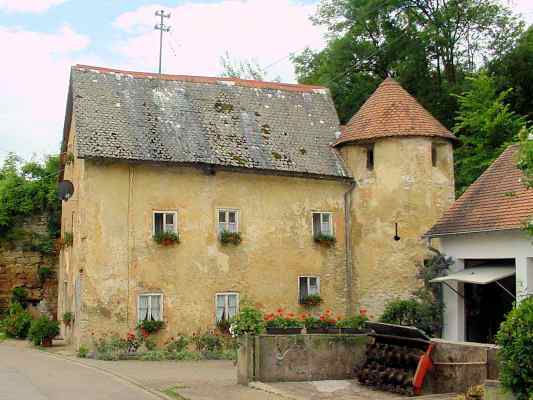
left=154, top=9, right=171, bottom=75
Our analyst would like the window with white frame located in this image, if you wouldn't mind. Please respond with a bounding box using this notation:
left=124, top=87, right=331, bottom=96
left=217, top=209, right=239, bottom=234
left=215, top=293, right=239, bottom=322
left=138, top=294, right=163, bottom=322
left=312, top=212, right=333, bottom=237
left=153, top=211, right=177, bottom=235
left=299, top=276, right=320, bottom=303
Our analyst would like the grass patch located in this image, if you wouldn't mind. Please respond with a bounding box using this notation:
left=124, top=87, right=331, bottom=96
left=0, top=332, right=6, bottom=342
left=162, top=385, right=189, bottom=399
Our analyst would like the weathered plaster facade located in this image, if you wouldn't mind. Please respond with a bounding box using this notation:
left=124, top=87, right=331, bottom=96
left=60, top=125, right=351, bottom=346
left=340, top=137, right=455, bottom=315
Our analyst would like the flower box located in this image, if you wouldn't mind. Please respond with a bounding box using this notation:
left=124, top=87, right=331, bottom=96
left=220, top=230, right=242, bottom=245
left=313, top=233, right=336, bottom=246
left=306, top=327, right=331, bottom=334
left=153, top=231, right=180, bottom=246
left=266, top=327, right=302, bottom=335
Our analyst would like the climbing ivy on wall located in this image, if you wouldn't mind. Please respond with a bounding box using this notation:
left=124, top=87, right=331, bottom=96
left=0, top=153, right=61, bottom=252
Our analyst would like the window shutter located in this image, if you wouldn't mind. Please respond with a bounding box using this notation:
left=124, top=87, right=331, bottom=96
left=312, top=213, right=321, bottom=236
left=154, top=213, right=164, bottom=234
left=299, top=277, right=308, bottom=302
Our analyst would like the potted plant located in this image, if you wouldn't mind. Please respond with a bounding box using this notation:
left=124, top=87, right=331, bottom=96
left=300, top=294, right=323, bottom=308
left=265, top=309, right=303, bottom=334
left=137, top=320, right=165, bottom=336
left=153, top=231, right=180, bottom=246
left=304, top=310, right=336, bottom=334
left=314, top=233, right=336, bottom=246
left=220, top=230, right=242, bottom=245
left=29, top=316, right=60, bottom=347
left=62, top=311, right=74, bottom=326
left=336, top=315, right=369, bottom=334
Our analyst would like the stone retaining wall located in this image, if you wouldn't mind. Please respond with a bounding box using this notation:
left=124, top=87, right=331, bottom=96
left=237, top=334, right=369, bottom=384
left=0, top=215, right=58, bottom=317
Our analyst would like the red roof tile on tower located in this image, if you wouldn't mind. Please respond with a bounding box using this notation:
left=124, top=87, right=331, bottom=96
left=335, top=77, right=457, bottom=146
left=426, top=145, right=533, bottom=236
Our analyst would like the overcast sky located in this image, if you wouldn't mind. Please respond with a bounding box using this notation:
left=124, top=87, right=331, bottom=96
left=0, top=0, right=532, bottom=162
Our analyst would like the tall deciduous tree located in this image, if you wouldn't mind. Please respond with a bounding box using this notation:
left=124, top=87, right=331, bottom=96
left=293, top=0, right=523, bottom=126
left=453, top=73, right=526, bottom=195
left=489, top=25, right=533, bottom=122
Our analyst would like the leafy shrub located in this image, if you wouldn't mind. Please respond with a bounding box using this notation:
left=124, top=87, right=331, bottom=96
left=230, top=306, right=264, bottom=337
left=77, top=345, right=89, bottom=358
left=495, top=297, right=533, bottom=400
left=28, top=316, right=59, bottom=346
left=336, top=314, right=368, bottom=330
left=38, top=266, right=53, bottom=283
left=380, top=298, right=435, bottom=334
left=144, top=337, right=157, bottom=351
left=191, top=332, right=223, bottom=353
left=3, top=303, right=32, bottom=338
left=137, top=320, right=165, bottom=334
left=93, top=335, right=129, bottom=360
left=11, top=287, right=28, bottom=307
left=165, top=335, right=189, bottom=353
left=139, top=350, right=168, bottom=361
left=153, top=231, right=180, bottom=245
left=219, top=230, right=241, bottom=245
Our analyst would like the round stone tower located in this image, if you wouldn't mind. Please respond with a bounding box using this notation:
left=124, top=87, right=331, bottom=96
left=335, top=78, right=457, bottom=316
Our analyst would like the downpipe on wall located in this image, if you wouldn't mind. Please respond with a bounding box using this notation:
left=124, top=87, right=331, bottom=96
left=344, top=180, right=357, bottom=316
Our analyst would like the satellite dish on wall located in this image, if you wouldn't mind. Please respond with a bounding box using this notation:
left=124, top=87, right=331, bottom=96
left=58, top=180, right=74, bottom=201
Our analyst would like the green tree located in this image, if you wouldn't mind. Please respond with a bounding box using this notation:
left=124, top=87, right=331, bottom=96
left=516, top=127, right=533, bottom=236
left=495, top=297, right=533, bottom=400
left=292, top=0, right=522, bottom=126
left=489, top=25, right=533, bottom=122
left=453, top=73, right=526, bottom=195
left=0, top=154, right=60, bottom=240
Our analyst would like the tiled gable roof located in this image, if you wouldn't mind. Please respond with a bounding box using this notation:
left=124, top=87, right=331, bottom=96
left=426, top=145, right=533, bottom=236
left=335, top=78, right=457, bottom=146
left=67, top=65, right=351, bottom=179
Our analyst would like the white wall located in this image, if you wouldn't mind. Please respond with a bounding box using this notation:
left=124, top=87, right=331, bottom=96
left=436, top=229, right=533, bottom=341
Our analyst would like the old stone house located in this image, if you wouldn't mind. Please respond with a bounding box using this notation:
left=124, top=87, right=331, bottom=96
left=59, top=65, right=456, bottom=347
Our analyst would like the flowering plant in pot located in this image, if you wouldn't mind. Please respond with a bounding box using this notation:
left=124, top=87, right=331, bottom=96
left=220, top=230, right=242, bottom=245
left=314, top=233, right=336, bottom=246
left=264, top=309, right=303, bottom=334
left=336, top=315, right=369, bottom=334
left=153, top=231, right=180, bottom=246
left=137, top=320, right=165, bottom=336
left=304, top=310, right=336, bottom=333
left=62, top=311, right=74, bottom=326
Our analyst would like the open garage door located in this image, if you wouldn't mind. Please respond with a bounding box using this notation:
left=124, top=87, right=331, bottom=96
left=431, top=263, right=516, bottom=343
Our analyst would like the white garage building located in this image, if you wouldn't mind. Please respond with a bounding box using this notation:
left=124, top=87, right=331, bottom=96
left=426, top=145, right=533, bottom=343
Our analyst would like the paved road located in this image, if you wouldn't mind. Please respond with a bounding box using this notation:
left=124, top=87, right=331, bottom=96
left=0, top=343, right=159, bottom=400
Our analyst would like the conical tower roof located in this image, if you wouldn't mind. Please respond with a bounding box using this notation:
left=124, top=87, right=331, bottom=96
left=335, top=78, right=457, bottom=146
